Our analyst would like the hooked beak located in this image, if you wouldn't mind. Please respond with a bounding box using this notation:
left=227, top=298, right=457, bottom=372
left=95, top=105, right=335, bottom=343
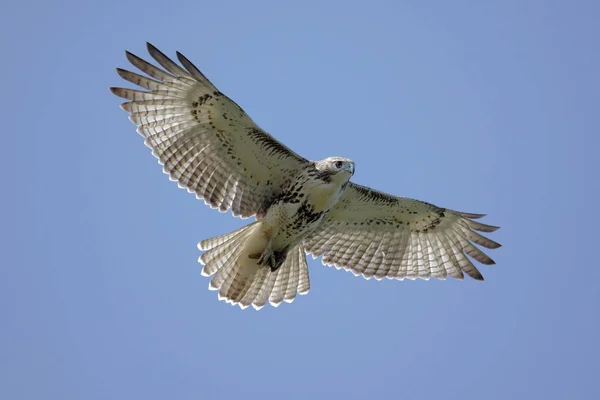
left=344, top=163, right=355, bottom=175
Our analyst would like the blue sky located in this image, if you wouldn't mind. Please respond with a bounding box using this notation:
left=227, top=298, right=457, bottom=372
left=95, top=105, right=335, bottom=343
left=3, top=1, right=599, bottom=399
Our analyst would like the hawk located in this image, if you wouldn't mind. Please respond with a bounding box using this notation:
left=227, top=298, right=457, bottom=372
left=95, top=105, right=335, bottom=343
left=111, top=43, right=500, bottom=310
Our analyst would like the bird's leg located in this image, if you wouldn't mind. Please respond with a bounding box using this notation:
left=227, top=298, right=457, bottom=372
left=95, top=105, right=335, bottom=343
left=253, top=248, right=274, bottom=267
left=249, top=236, right=275, bottom=267
left=248, top=241, right=287, bottom=271
left=270, top=251, right=287, bottom=272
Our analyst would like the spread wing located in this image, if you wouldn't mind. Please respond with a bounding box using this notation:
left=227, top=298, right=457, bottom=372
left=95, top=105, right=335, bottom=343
left=303, top=183, right=500, bottom=280
left=111, top=43, right=309, bottom=218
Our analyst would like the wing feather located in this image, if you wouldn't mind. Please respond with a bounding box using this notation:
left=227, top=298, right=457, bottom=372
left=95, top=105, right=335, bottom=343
left=304, top=183, right=500, bottom=281
left=111, top=43, right=308, bottom=218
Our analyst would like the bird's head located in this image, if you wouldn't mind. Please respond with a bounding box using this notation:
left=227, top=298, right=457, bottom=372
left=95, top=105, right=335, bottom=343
left=315, top=157, right=355, bottom=183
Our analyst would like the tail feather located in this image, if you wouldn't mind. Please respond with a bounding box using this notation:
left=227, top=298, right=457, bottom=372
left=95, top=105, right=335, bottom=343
left=297, top=246, right=310, bottom=295
left=199, top=224, right=255, bottom=277
left=289, top=247, right=301, bottom=298
left=199, top=229, right=251, bottom=274
left=218, top=262, right=253, bottom=305
left=212, top=235, right=251, bottom=290
left=199, top=223, right=310, bottom=310
left=198, top=224, right=254, bottom=251
left=253, top=268, right=279, bottom=310
left=239, top=267, right=269, bottom=309
left=209, top=245, right=244, bottom=291
left=269, top=257, right=292, bottom=307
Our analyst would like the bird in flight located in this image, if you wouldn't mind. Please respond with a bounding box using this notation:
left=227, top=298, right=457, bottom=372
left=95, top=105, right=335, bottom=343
left=111, top=43, right=500, bottom=310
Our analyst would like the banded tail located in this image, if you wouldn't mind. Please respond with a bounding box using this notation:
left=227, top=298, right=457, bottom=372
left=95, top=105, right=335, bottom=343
left=198, top=222, right=310, bottom=310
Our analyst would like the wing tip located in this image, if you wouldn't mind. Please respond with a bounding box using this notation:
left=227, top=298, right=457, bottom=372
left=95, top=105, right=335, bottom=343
left=146, top=42, right=167, bottom=63
left=146, top=41, right=158, bottom=53
left=484, top=224, right=501, bottom=232
left=479, top=258, right=496, bottom=266
left=460, top=212, right=486, bottom=219
left=109, top=87, right=126, bottom=99
left=175, top=50, right=197, bottom=72
left=470, top=272, right=485, bottom=281
left=175, top=50, right=186, bottom=62
left=125, top=50, right=144, bottom=66
left=115, top=68, right=132, bottom=80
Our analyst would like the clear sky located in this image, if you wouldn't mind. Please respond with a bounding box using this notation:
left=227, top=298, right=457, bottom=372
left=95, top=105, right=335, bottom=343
left=3, top=1, right=599, bottom=399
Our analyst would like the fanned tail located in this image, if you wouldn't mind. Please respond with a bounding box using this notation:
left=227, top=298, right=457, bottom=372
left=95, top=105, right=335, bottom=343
left=198, top=223, right=310, bottom=310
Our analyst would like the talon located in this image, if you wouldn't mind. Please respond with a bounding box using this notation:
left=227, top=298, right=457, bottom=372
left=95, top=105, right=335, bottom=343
left=254, top=248, right=274, bottom=267
left=269, top=251, right=287, bottom=272
left=248, top=253, right=261, bottom=260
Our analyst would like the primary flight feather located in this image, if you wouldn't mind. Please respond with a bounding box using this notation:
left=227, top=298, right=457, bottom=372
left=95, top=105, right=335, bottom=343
left=111, top=43, right=500, bottom=310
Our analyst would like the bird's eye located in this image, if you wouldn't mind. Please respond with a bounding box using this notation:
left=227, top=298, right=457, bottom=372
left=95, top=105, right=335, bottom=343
left=334, top=161, right=343, bottom=169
